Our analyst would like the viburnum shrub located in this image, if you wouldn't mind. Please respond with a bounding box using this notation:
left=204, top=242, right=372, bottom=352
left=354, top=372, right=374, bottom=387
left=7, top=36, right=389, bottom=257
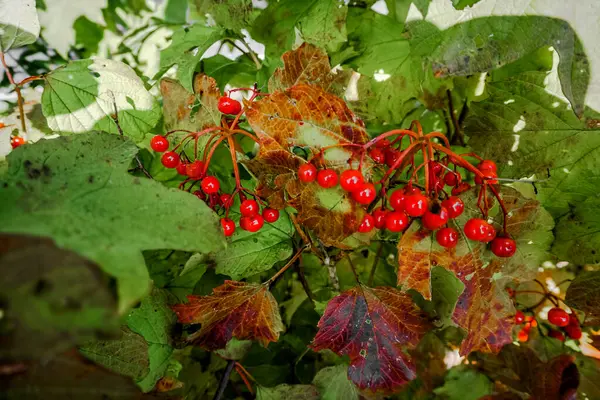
left=1, top=2, right=598, bottom=399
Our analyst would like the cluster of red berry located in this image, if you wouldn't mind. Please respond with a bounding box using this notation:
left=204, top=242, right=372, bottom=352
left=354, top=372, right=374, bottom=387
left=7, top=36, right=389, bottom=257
left=514, top=308, right=582, bottom=342
left=514, top=310, right=538, bottom=342
left=10, top=135, right=26, bottom=149
left=220, top=198, right=280, bottom=236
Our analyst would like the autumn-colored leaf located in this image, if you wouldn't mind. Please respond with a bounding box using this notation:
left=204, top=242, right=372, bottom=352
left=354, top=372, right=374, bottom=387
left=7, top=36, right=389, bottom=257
left=269, top=43, right=349, bottom=95
left=310, top=285, right=430, bottom=392
left=160, top=73, right=221, bottom=132
left=171, top=281, right=284, bottom=350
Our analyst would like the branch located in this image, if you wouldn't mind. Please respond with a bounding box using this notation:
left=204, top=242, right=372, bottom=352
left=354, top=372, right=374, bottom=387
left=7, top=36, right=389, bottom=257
left=212, top=360, right=236, bottom=400
left=447, top=90, right=464, bottom=146
left=1, top=52, right=26, bottom=132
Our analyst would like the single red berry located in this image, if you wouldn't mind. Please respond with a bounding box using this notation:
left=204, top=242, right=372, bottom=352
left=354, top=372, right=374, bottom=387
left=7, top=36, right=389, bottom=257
left=385, top=148, right=401, bottom=168
left=564, top=324, right=582, bottom=340
left=221, top=218, right=235, bottom=237
left=432, top=177, right=444, bottom=192
left=161, top=151, right=180, bottom=168
left=373, top=208, right=388, bottom=229
left=444, top=171, right=459, bottom=187
left=475, top=169, right=498, bottom=185
left=517, top=329, right=529, bottom=342
left=240, top=199, right=259, bottom=217
left=477, top=159, right=497, bottom=172
left=568, top=314, right=579, bottom=327
left=10, top=136, right=26, bottom=149
left=463, top=218, right=493, bottom=241
left=193, top=190, right=206, bottom=201
left=317, top=169, right=339, bottom=188
left=482, top=227, right=497, bottom=243
left=451, top=182, right=471, bottom=196
left=186, top=160, right=205, bottom=180
left=422, top=205, right=449, bottom=230
left=340, top=170, right=364, bottom=192
left=491, top=236, right=517, bottom=257
left=244, top=214, right=264, bottom=233
left=263, top=208, right=280, bottom=223
left=375, top=138, right=391, bottom=148
left=218, top=96, right=242, bottom=115
left=150, top=135, right=169, bottom=152
left=403, top=193, right=429, bottom=217
left=352, top=183, right=376, bottom=205
left=389, top=189, right=406, bottom=211
left=436, top=227, right=458, bottom=248
left=431, top=161, right=444, bottom=176
left=239, top=217, right=251, bottom=231
left=385, top=211, right=409, bottom=232
left=515, top=311, right=525, bottom=324
left=441, top=196, right=464, bottom=219
left=358, top=214, right=375, bottom=233
left=548, top=330, right=565, bottom=341
left=298, top=164, right=317, bottom=183
left=220, top=193, right=232, bottom=207
left=201, top=176, right=220, bottom=194
left=369, top=148, right=385, bottom=164
left=176, top=162, right=188, bottom=176
left=548, top=308, right=570, bottom=327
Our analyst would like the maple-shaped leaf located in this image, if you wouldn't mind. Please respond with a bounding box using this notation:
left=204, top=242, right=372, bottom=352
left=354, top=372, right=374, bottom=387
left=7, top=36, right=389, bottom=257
left=268, top=43, right=349, bottom=95
left=171, top=280, right=284, bottom=350
left=160, top=73, right=221, bottom=132
left=310, top=285, right=430, bottom=392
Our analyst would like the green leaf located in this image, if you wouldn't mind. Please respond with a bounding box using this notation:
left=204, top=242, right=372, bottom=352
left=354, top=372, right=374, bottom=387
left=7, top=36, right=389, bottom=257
left=0, top=133, right=224, bottom=311
left=385, top=0, right=431, bottom=24
left=214, top=210, right=294, bottom=279
left=79, top=327, right=150, bottom=380
left=0, top=234, right=119, bottom=362
left=429, top=266, right=465, bottom=326
left=576, top=354, right=600, bottom=400
left=433, top=366, right=493, bottom=400
left=312, top=365, right=359, bottom=400
left=451, top=0, right=481, bottom=10
left=159, top=24, right=225, bottom=92
left=42, top=59, right=161, bottom=141
left=127, top=288, right=177, bottom=392
left=164, top=0, right=188, bottom=24
left=215, top=338, right=253, bottom=361
left=73, top=16, right=104, bottom=58
left=252, top=0, right=347, bottom=58
left=0, top=0, right=40, bottom=51
left=431, top=16, right=589, bottom=115
left=565, top=271, right=600, bottom=325
left=194, top=0, right=255, bottom=31
left=256, top=384, right=320, bottom=400
left=202, top=54, right=257, bottom=90
left=145, top=250, right=208, bottom=302
left=552, top=198, right=600, bottom=265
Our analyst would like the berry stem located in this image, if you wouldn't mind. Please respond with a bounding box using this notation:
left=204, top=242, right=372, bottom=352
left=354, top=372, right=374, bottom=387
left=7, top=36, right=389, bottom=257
left=0, top=52, right=26, bottom=132
left=226, top=134, right=243, bottom=189
left=364, top=129, right=419, bottom=149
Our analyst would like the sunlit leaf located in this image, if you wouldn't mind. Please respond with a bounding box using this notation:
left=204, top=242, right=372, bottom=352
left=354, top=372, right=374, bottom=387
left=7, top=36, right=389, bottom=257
left=0, top=0, right=40, bottom=52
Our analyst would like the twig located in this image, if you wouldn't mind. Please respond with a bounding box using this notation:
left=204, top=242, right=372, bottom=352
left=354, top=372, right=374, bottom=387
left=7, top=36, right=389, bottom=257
left=265, top=244, right=309, bottom=288
left=346, top=253, right=360, bottom=285
left=296, top=258, right=315, bottom=306
left=447, top=89, right=464, bottom=146
left=213, top=360, right=236, bottom=400
left=457, top=100, right=469, bottom=127
left=368, top=243, right=384, bottom=286
left=1, top=52, right=26, bottom=132
left=224, top=38, right=261, bottom=70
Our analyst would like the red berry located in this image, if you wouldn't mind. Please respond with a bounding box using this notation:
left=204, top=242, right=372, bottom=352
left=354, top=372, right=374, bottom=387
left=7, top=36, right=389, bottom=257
left=218, top=96, right=242, bottom=115
left=431, top=161, right=444, bottom=176
left=201, top=176, right=220, bottom=194
left=475, top=170, right=498, bottom=185
left=548, top=308, right=570, bottom=327
left=436, top=227, right=458, bottom=248
left=161, top=151, right=180, bottom=168
left=150, top=135, right=169, bottom=152
left=375, top=138, right=391, bottom=148
left=568, top=314, right=579, bottom=327
left=186, top=160, right=205, bottom=180
left=385, top=211, right=409, bottom=232
left=193, top=190, right=206, bottom=201
left=352, top=183, right=376, bottom=205
left=515, top=310, right=525, bottom=324
left=369, top=148, right=385, bottom=164
left=385, top=148, right=401, bottom=168
left=482, top=227, right=497, bottom=243
left=220, top=193, right=232, bottom=207
left=548, top=330, right=565, bottom=341
left=358, top=214, right=375, bottom=233
left=240, top=199, right=259, bottom=217
left=263, top=208, right=280, bottom=223
left=244, top=215, right=264, bottom=232
left=298, top=164, right=317, bottom=183
left=451, top=182, right=471, bottom=195
left=444, top=171, right=459, bottom=187
left=373, top=208, right=388, bottom=229
left=463, top=218, right=493, bottom=241
left=477, top=159, right=497, bottom=172
left=389, top=189, right=407, bottom=211
left=340, top=170, right=364, bottom=192
left=403, top=194, right=429, bottom=217
left=176, top=162, right=188, bottom=176
left=10, top=136, right=26, bottom=149
left=491, top=237, right=517, bottom=257
left=221, top=218, right=235, bottom=237
left=422, top=206, right=449, bottom=230
left=517, top=329, right=529, bottom=342
left=317, top=169, right=338, bottom=188
left=441, top=196, right=464, bottom=219
left=564, top=324, right=582, bottom=340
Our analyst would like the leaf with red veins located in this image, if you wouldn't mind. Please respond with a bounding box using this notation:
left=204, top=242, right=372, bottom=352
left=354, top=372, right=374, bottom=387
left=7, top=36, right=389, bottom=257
left=160, top=74, right=221, bottom=132
left=171, top=281, right=284, bottom=350
left=268, top=43, right=350, bottom=95
left=245, top=84, right=368, bottom=166
left=310, top=285, right=430, bottom=392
